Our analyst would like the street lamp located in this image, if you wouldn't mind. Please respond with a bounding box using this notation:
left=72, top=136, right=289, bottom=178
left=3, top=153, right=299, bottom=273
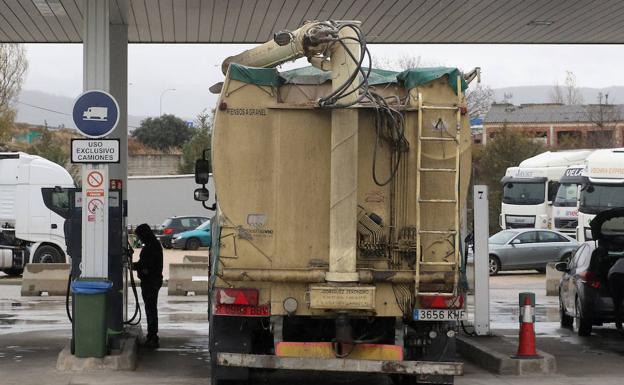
left=160, top=88, right=176, bottom=116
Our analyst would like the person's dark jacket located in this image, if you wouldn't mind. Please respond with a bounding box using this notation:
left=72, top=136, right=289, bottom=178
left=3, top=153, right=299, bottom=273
left=133, top=224, right=163, bottom=285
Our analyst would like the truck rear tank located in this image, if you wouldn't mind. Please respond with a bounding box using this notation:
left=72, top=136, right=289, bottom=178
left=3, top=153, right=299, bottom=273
left=206, top=20, right=473, bottom=385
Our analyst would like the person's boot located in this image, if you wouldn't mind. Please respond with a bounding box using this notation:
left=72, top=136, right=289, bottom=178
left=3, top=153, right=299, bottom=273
left=143, top=336, right=160, bottom=349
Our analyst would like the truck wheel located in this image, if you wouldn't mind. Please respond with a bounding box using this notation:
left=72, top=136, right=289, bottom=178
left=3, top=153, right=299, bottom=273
left=1, top=268, right=23, bottom=277
left=33, top=245, right=64, bottom=264
left=185, top=238, right=201, bottom=251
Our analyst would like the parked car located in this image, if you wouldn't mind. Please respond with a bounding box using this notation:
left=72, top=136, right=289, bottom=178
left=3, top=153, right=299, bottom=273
left=557, top=208, right=624, bottom=336
left=171, top=220, right=211, bottom=250
left=488, top=229, right=578, bottom=275
left=155, top=216, right=209, bottom=248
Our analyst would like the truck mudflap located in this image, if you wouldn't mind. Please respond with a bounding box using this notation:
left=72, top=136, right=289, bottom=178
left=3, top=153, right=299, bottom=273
left=216, top=352, right=463, bottom=376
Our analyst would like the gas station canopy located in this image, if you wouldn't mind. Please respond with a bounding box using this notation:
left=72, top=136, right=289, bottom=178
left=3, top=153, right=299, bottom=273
left=0, top=0, right=623, bottom=44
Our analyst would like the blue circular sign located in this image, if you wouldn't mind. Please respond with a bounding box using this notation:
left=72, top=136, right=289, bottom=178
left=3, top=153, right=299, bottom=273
left=72, top=90, right=120, bottom=138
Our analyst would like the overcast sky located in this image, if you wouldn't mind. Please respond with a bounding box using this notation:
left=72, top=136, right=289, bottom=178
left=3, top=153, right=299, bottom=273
left=22, top=43, right=624, bottom=120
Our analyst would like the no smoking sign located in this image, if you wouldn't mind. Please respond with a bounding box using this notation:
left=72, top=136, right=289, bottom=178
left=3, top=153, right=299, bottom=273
left=87, top=171, right=104, bottom=188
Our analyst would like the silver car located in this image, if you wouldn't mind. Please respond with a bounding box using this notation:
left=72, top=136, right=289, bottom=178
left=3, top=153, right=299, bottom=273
left=488, top=229, right=578, bottom=275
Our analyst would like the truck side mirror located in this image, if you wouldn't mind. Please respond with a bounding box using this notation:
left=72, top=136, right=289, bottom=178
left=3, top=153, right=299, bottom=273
left=195, top=159, right=211, bottom=185
left=194, top=187, right=210, bottom=202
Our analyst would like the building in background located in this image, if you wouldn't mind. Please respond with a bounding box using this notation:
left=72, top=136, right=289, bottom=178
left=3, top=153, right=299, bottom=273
left=482, top=103, right=624, bottom=147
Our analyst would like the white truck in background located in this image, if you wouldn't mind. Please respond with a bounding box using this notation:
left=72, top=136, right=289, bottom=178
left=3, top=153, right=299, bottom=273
left=0, top=153, right=75, bottom=276
left=552, top=165, right=586, bottom=238
left=577, top=148, right=624, bottom=242
left=500, top=150, right=593, bottom=230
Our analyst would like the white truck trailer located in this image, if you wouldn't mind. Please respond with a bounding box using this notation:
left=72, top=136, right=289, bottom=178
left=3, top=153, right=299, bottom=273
left=500, top=150, right=593, bottom=230
left=0, top=152, right=75, bottom=275
left=577, top=148, right=624, bottom=241
left=552, top=165, right=586, bottom=238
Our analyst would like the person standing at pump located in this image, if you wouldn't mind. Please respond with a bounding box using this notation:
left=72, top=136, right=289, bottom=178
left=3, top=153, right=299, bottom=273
left=133, top=224, right=163, bottom=348
left=608, top=257, right=624, bottom=332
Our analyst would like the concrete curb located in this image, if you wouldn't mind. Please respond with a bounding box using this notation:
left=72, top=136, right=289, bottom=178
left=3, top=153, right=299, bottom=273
left=546, top=262, right=563, bottom=296
left=56, top=334, right=138, bottom=371
left=457, top=335, right=556, bottom=375
left=168, top=263, right=208, bottom=295
left=21, top=263, right=70, bottom=296
left=183, top=255, right=209, bottom=263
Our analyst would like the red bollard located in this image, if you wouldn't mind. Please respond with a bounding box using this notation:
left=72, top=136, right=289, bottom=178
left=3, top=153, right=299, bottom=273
left=514, top=295, right=540, bottom=358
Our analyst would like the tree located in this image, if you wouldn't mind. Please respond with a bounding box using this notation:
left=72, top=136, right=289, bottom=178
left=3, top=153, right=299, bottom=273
left=373, top=54, right=423, bottom=71
left=466, top=84, right=494, bottom=119
left=179, top=110, right=212, bottom=174
left=29, top=128, right=69, bottom=166
left=550, top=70, right=583, bottom=105
left=584, top=92, right=620, bottom=148
left=501, top=92, right=513, bottom=104
left=132, top=114, right=194, bottom=151
left=0, top=44, right=28, bottom=142
left=550, top=81, right=564, bottom=104
left=473, top=125, right=545, bottom=234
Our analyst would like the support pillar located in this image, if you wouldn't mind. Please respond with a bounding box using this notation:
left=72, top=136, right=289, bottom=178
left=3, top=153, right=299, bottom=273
left=82, top=0, right=128, bottom=335
left=473, top=185, right=490, bottom=336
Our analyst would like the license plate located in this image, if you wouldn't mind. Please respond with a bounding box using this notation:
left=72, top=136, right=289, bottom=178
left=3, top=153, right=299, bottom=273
left=413, top=309, right=466, bottom=321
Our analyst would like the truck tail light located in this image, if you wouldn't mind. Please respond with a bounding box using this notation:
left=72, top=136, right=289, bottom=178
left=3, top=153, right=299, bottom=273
left=579, top=271, right=601, bottom=289
left=419, top=294, right=465, bottom=309
left=163, top=227, right=174, bottom=235
left=216, top=288, right=258, bottom=305
left=214, top=288, right=269, bottom=316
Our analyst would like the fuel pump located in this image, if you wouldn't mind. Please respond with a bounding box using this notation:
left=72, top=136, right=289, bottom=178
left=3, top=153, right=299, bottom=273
left=42, top=186, right=139, bottom=351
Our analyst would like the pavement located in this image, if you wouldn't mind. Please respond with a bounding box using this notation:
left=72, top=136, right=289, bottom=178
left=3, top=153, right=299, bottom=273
left=3, top=269, right=624, bottom=384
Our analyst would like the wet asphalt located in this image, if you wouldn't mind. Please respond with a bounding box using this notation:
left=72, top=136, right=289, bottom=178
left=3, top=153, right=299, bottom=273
left=2, top=271, right=624, bottom=384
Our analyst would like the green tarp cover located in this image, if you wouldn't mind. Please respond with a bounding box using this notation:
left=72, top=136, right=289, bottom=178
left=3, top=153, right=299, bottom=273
left=228, top=63, right=467, bottom=94
left=229, top=64, right=281, bottom=87
left=396, top=67, right=467, bottom=94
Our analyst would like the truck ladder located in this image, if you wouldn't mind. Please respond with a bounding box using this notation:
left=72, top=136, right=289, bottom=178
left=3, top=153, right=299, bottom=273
left=415, top=77, right=463, bottom=298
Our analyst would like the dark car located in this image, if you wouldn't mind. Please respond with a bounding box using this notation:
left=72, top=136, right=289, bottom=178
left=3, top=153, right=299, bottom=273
left=558, top=208, right=624, bottom=336
left=155, top=216, right=209, bottom=248
left=488, top=229, right=578, bottom=275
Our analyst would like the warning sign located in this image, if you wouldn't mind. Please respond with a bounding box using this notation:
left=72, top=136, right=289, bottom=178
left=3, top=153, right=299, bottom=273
left=87, top=198, right=104, bottom=214
left=87, top=171, right=104, bottom=188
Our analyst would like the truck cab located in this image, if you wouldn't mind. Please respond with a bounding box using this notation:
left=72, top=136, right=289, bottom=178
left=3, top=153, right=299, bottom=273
left=552, top=165, right=585, bottom=238
left=0, top=153, right=75, bottom=275
left=578, top=149, right=624, bottom=242
left=500, top=150, right=593, bottom=231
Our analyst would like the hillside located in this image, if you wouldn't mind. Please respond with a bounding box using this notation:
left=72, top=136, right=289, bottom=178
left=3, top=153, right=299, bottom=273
left=15, top=90, right=147, bottom=131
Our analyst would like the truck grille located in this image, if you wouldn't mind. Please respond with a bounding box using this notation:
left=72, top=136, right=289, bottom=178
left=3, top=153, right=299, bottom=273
left=555, top=218, right=578, bottom=229
left=505, top=215, right=535, bottom=229
left=506, top=222, right=534, bottom=229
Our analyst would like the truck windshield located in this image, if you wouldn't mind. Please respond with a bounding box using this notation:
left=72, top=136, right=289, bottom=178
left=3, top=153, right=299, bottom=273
left=580, top=184, right=624, bottom=214
left=554, top=183, right=578, bottom=207
left=502, top=182, right=545, bottom=205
